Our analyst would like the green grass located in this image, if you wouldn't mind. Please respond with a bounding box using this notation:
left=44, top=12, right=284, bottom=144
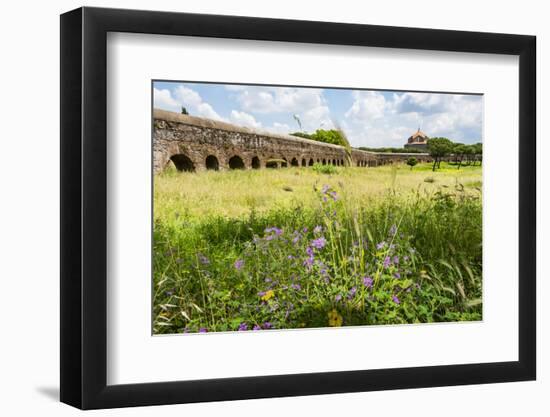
left=153, top=163, right=482, bottom=334
left=411, top=161, right=482, bottom=172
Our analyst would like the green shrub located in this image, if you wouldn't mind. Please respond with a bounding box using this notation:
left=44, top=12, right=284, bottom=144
left=407, top=157, right=418, bottom=170
left=312, top=163, right=338, bottom=175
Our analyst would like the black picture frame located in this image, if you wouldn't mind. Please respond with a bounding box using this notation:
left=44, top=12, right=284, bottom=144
left=60, top=6, right=536, bottom=410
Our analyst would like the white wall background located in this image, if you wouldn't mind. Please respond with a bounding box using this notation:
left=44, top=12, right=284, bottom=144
left=0, top=0, right=545, bottom=415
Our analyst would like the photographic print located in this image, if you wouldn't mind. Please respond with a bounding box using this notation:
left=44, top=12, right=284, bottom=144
left=152, top=81, right=483, bottom=335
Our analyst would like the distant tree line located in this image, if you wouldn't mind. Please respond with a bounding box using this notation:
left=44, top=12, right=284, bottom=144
left=427, top=138, right=482, bottom=171
left=291, top=129, right=349, bottom=147
left=291, top=129, right=353, bottom=166
left=357, top=146, right=425, bottom=154
left=289, top=130, right=482, bottom=173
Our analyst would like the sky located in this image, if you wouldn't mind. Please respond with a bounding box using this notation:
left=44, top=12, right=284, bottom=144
left=153, top=81, right=483, bottom=148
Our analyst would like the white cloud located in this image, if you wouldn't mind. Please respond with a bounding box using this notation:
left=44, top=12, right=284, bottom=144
left=343, top=91, right=483, bottom=147
left=265, top=122, right=292, bottom=135
left=300, top=105, right=334, bottom=132
left=153, top=86, right=224, bottom=121
left=345, top=91, right=388, bottom=122
left=172, top=86, right=202, bottom=108
left=229, top=110, right=262, bottom=129
left=153, top=88, right=180, bottom=112
left=231, top=86, right=334, bottom=132
left=392, top=92, right=447, bottom=114
left=235, top=87, right=325, bottom=115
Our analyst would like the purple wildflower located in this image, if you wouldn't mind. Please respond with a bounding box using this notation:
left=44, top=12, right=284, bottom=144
left=404, top=255, right=409, bottom=262
left=263, top=322, right=273, bottom=329
left=253, top=325, right=262, bottom=331
left=383, top=256, right=391, bottom=269
left=392, top=295, right=400, bottom=304
left=389, top=224, right=397, bottom=236
left=265, top=227, right=283, bottom=236
left=306, top=246, right=314, bottom=257
left=394, top=272, right=401, bottom=279
left=313, top=225, right=323, bottom=235
left=234, top=259, right=244, bottom=271
left=197, top=253, right=210, bottom=265
left=322, top=184, right=330, bottom=194
left=291, top=283, right=301, bottom=291
left=302, top=227, right=308, bottom=233
left=199, top=327, right=208, bottom=333
left=348, top=286, right=357, bottom=299
left=304, top=256, right=314, bottom=267
left=376, top=241, right=386, bottom=250
left=363, top=276, right=373, bottom=288
left=311, top=237, right=327, bottom=249
left=393, top=256, right=399, bottom=264
left=284, top=306, right=292, bottom=320
left=238, top=322, right=248, bottom=331
left=335, top=294, right=342, bottom=302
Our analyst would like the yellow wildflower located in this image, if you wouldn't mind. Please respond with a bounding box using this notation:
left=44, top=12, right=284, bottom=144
left=328, top=309, right=343, bottom=327
left=261, top=290, right=275, bottom=301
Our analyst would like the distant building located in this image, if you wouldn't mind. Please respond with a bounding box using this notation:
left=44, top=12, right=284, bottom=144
left=404, top=128, right=429, bottom=150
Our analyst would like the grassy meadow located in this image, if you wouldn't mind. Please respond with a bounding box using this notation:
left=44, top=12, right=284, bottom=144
left=153, top=162, right=482, bottom=334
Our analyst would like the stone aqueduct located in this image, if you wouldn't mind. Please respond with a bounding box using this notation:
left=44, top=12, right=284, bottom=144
left=153, top=109, right=432, bottom=173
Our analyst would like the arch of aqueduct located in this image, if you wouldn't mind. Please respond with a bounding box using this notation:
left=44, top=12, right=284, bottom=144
left=153, top=109, right=432, bottom=173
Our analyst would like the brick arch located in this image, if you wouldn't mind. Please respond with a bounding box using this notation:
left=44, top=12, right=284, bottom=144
left=170, top=153, right=195, bottom=172
left=228, top=155, right=245, bottom=169
left=205, top=154, right=219, bottom=171
left=251, top=156, right=261, bottom=169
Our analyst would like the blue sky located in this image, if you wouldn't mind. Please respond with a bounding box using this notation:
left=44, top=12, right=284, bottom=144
left=153, top=81, right=483, bottom=147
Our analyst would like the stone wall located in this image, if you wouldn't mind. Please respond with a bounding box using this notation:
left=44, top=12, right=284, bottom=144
left=153, top=109, right=432, bottom=173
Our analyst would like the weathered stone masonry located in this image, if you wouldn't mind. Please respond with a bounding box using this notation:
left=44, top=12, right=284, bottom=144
left=153, top=109, right=431, bottom=173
